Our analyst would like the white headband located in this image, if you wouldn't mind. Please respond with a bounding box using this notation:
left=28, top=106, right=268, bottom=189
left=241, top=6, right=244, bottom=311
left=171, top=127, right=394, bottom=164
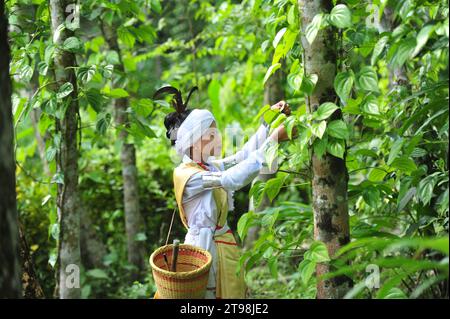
left=174, top=109, right=216, bottom=157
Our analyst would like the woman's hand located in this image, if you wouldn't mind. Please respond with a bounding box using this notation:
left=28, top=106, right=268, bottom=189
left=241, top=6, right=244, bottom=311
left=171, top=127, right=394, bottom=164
left=269, top=124, right=290, bottom=142
left=270, top=100, right=291, bottom=116
left=269, top=124, right=299, bottom=142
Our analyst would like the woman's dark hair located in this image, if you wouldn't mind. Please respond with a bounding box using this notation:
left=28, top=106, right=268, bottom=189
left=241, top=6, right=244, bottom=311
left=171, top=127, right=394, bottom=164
left=153, top=85, right=198, bottom=145
left=163, top=110, right=192, bottom=145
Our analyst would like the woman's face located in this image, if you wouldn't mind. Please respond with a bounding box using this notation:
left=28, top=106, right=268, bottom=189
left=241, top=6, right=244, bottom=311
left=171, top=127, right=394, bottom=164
left=191, top=122, right=222, bottom=163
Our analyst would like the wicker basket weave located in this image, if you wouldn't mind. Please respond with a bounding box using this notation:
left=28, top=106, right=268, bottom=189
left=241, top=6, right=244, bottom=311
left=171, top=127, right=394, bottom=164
left=150, top=244, right=212, bottom=299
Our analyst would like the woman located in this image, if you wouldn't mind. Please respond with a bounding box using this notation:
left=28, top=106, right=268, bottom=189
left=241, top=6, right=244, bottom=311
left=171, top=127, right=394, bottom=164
left=154, top=86, right=291, bottom=299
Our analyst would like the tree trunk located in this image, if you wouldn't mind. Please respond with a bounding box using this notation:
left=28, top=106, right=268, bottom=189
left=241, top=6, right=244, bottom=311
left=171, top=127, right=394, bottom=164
left=101, top=23, right=146, bottom=275
left=80, top=206, right=107, bottom=269
left=298, top=0, right=351, bottom=299
left=0, top=0, right=21, bottom=298
left=244, top=70, right=284, bottom=250
left=49, top=0, right=81, bottom=299
left=18, top=224, right=45, bottom=298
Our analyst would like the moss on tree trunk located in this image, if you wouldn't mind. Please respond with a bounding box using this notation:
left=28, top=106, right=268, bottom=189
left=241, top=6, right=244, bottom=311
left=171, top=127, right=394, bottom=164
left=49, top=0, right=81, bottom=299
left=0, top=0, right=21, bottom=298
left=298, top=0, right=352, bottom=299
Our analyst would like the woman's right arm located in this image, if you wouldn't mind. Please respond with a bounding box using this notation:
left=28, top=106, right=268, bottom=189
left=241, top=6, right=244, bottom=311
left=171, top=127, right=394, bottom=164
left=212, top=101, right=291, bottom=170
left=184, top=124, right=290, bottom=199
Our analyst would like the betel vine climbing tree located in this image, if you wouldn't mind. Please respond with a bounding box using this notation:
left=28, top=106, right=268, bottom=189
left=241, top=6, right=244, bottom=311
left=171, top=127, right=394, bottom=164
left=237, top=0, right=448, bottom=298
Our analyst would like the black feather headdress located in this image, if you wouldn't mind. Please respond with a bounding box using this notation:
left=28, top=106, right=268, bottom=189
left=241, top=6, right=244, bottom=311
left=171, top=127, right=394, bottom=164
left=153, top=85, right=198, bottom=113
left=154, top=85, right=198, bottom=144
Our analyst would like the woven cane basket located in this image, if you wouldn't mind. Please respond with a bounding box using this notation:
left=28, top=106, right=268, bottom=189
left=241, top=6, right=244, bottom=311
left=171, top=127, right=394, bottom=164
left=150, top=244, right=212, bottom=299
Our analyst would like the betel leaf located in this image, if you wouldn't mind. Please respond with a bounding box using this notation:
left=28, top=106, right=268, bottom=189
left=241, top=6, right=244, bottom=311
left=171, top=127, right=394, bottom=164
left=284, top=116, right=297, bottom=140
left=249, top=181, right=266, bottom=209
left=363, top=186, right=380, bottom=208
left=371, top=36, right=389, bottom=66
left=300, top=73, right=318, bottom=95
left=56, top=82, right=74, bottom=99
left=270, top=113, right=287, bottom=129
left=387, top=138, right=404, bottom=165
left=263, top=63, right=281, bottom=85
left=287, top=4, right=298, bottom=27
left=44, top=45, right=55, bottom=64
left=329, top=4, right=352, bottom=29
left=357, top=66, right=379, bottom=92
left=117, top=27, right=135, bottom=48
left=45, top=147, right=57, bottom=162
left=63, top=36, right=82, bottom=52
left=326, top=138, right=345, bottom=159
left=133, top=115, right=157, bottom=138
left=264, top=175, right=286, bottom=202
left=334, top=70, right=354, bottom=104
left=253, top=104, right=270, bottom=123
left=327, top=120, right=349, bottom=140
left=342, top=96, right=362, bottom=115
left=417, top=174, right=438, bottom=206
left=150, top=0, right=162, bottom=14
left=237, top=212, right=254, bottom=241
left=304, top=241, right=330, bottom=263
left=311, top=120, right=327, bottom=139
left=298, top=259, right=316, bottom=285
left=397, top=187, right=416, bottom=212
left=96, top=112, right=111, bottom=135
left=383, top=287, right=407, bottom=299
left=273, top=27, right=287, bottom=48
left=19, top=64, right=33, bottom=82
left=368, top=167, right=388, bottom=182
left=85, top=89, right=104, bottom=113
left=361, top=94, right=380, bottom=115
left=389, top=37, right=416, bottom=68
left=287, top=69, right=304, bottom=92
left=391, top=156, right=417, bottom=173
left=305, top=13, right=323, bottom=45
left=282, top=29, right=298, bottom=56
left=314, top=102, right=338, bottom=120
left=38, top=61, right=48, bottom=75
left=411, top=25, right=435, bottom=58
left=107, top=88, right=129, bottom=98
left=313, top=135, right=328, bottom=159
left=102, top=64, right=114, bottom=79
left=263, top=109, right=278, bottom=124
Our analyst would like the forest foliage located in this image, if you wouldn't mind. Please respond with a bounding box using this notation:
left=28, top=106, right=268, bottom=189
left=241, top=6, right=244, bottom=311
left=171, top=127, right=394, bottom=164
left=4, top=0, right=449, bottom=298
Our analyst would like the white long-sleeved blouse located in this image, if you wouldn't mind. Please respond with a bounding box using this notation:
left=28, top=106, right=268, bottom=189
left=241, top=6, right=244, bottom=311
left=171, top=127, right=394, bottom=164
left=179, top=123, right=274, bottom=298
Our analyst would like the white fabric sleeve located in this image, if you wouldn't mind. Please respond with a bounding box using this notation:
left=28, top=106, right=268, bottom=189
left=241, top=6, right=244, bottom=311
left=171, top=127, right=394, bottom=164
left=182, top=173, right=207, bottom=203
left=212, top=123, right=269, bottom=170
left=183, top=137, right=275, bottom=200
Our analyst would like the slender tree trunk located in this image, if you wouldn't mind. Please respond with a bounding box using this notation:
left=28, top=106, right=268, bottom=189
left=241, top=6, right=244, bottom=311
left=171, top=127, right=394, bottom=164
left=18, top=224, right=45, bottom=298
left=245, top=71, right=284, bottom=250
left=298, top=0, right=351, bottom=299
left=101, top=23, right=146, bottom=275
left=49, top=0, right=81, bottom=299
left=80, top=206, right=107, bottom=269
left=0, top=0, right=21, bottom=298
